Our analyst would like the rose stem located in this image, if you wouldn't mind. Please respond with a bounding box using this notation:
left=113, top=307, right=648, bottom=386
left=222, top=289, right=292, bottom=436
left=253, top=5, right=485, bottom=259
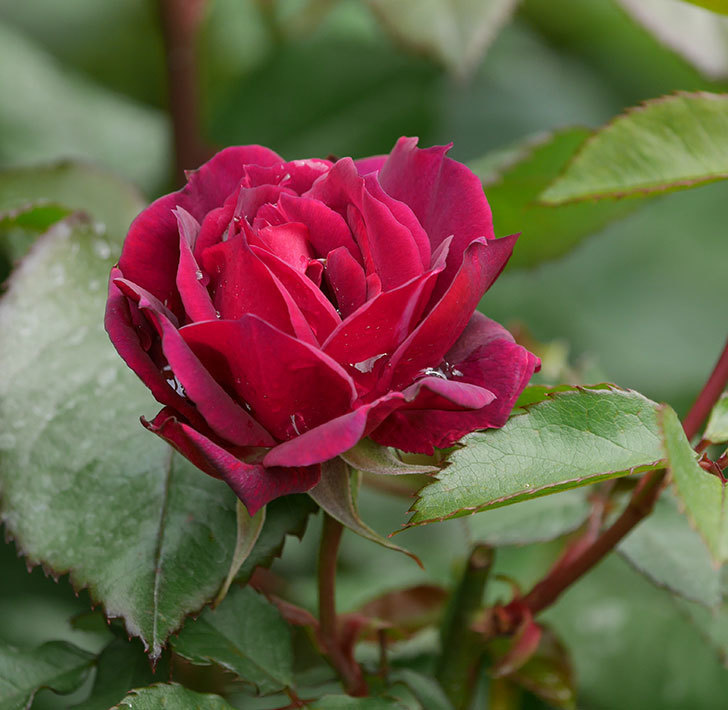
left=158, top=0, right=210, bottom=186
left=516, top=334, right=728, bottom=616
left=435, top=544, right=494, bottom=709
left=317, top=512, right=367, bottom=696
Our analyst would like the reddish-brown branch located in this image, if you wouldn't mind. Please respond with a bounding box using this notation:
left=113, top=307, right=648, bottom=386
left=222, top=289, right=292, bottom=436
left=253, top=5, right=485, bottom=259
left=158, top=0, right=210, bottom=185
left=683, top=335, right=728, bottom=441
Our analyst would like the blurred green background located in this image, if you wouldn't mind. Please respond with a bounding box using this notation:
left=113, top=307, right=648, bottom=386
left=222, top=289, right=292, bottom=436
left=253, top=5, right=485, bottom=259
left=1, top=0, right=727, bottom=708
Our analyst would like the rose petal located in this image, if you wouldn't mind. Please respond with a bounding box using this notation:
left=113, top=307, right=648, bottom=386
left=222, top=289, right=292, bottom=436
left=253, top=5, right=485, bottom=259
left=256, top=222, right=313, bottom=273
left=324, top=246, right=367, bottom=319
left=144, top=409, right=320, bottom=515
left=283, top=158, right=332, bottom=193
left=180, top=315, right=357, bottom=441
left=354, top=154, right=387, bottom=175
left=120, top=145, right=283, bottom=305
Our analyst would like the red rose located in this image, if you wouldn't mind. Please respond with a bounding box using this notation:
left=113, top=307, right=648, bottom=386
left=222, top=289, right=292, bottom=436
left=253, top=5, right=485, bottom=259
left=105, top=138, right=539, bottom=513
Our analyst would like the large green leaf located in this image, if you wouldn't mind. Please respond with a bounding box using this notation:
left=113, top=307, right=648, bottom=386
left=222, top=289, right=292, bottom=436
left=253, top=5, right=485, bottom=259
left=367, top=0, right=517, bottom=77
left=618, top=490, right=721, bottom=607
left=0, top=218, right=238, bottom=657
left=0, top=640, right=93, bottom=710
left=471, top=129, right=637, bottom=268
left=408, top=388, right=665, bottom=526
left=540, top=93, right=728, bottom=204
left=114, top=684, right=234, bottom=709
left=660, top=406, right=728, bottom=565
left=172, top=586, right=293, bottom=695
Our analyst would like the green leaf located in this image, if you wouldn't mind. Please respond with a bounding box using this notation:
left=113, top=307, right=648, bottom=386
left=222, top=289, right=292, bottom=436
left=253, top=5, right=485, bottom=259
left=0, top=639, right=93, bottom=710
left=704, top=392, right=728, bottom=444
left=310, top=458, right=421, bottom=565
left=466, top=489, right=591, bottom=546
left=307, top=696, right=404, bottom=709
left=618, top=489, right=721, bottom=607
left=472, top=129, right=637, bottom=268
left=367, top=0, right=517, bottom=78
left=215, top=501, right=265, bottom=607
left=660, top=406, right=728, bottom=565
left=114, top=683, right=234, bottom=709
left=541, top=93, right=728, bottom=204
left=678, top=0, right=728, bottom=15
left=340, top=439, right=439, bottom=476
left=172, top=586, right=293, bottom=694
left=236, top=494, right=318, bottom=584
left=409, top=387, right=665, bottom=526
left=71, top=639, right=159, bottom=710
left=0, top=218, right=238, bottom=657
left=0, top=162, right=145, bottom=239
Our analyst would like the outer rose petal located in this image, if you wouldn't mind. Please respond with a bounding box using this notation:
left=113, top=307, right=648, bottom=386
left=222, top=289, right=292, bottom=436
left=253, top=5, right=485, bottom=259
left=119, top=145, right=283, bottom=305
left=144, top=409, right=320, bottom=515
left=354, top=154, right=387, bottom=175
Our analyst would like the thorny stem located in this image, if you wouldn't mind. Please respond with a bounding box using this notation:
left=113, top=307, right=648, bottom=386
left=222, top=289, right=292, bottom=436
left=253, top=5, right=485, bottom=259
left=158, top=0, right=210, bottom=186
left=317, top=513, right=367, bottom=696
left=514, top=332, right=728, bottom=617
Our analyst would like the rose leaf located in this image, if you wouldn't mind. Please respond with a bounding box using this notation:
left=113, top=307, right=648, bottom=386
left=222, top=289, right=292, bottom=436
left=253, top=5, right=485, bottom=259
left=0, top=639, right=93, bottom=710
left=310, top=458, right=422, bottom=566
left=112, top=683, right=234, bottom=709
left=171, top=586, right=293, bottom=695
left=408, top=387, right=666, bottom=526
left=540, top=93, right=728, bottom=204
left=660, top=405, right=728, bottom=566
left=0, top=218, right=238, bottom=658
left=704, top=391, right=728, bottom=445
left=470, top=128, right=638, bottom=269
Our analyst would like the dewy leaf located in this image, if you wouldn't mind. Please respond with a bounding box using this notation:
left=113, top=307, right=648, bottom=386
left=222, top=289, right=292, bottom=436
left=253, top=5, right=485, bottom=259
left=541, top=93, right=728, bottom=204
left=235, top=494, right=317, bottom=584
left=367, top=0, right=518, bottom=77
left=341, top=439, right=439, bottom=476
left=172, top=586, right=293, bottom=695
left=71, top=639, right=159, bottom=710
left=704, top=391, right=728, bottom=445
left=215, top=501, right=266, bottom=607
left=660, top=405, right=728, bottom=565
left=618, top=489, right=721, bottom=607
left=0, top=162, right=146, bottom=239
left=0, top=218, right=238, bottom=657
left=0, top=639, right=93, bottom=710
left=114, top=683, right=234, bottom=709
left=310, top=458, right=422, bottom=566
left=471, top=129, right=637, bottom=268
left=409, top=387, right=665, bottom=526
left=466, top=489, right=591, bottom=546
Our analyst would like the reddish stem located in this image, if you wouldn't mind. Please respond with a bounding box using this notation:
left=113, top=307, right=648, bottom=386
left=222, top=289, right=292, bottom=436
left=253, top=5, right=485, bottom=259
left=683, top=335, right=728, bottom=441
left=158, top=0, right=210, bottom=185
left=317, top=513, right=368, bottom=696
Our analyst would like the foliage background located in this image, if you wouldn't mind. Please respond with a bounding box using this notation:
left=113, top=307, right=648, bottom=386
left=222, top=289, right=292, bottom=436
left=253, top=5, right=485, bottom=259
left=1, top=0, right=727, bottom=708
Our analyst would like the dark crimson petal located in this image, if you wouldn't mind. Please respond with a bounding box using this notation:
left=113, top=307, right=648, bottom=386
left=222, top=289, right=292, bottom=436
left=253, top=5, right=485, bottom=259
left=325, top=246, right=367, bottom=319
left=180, top=315, right=357, bottom=441
left=278, top=193, right=362, bottom=265
left=377, top=137, right=495, bottom=300
left=244, top=163, right=289, bottom=187
left=175, top=208, right=218, bottom=322
left=256, top=222, right=313, bottom=273
left=282, top=158, right=332, bottom=193
left=252, top=246, right=340, bottom=344
left=364, top=174, right=430, bottom=269
left=120, top=145, right=283, bottom=304
left=144, top=409, right=320, bottom=515
left=359, top=184, right=424, bottom=290
left=384, top=235, right=518, bottom=391
left=134, top=300, right=275, bottom=447
left=371, top=339, right=539, bottom=453
left=201, top=235, right=317, bottom=345
left=263, top=391, right=407, bottom=467
left=193, top=195, right=237, bottom=262
left=399, top=376, right=496, bottom=411
left=354, top=154, right=387, bottom=175
left=237, top=184, right=295, bottom=222
left=105, top=270, right=202, bottom=426
left=445, top=310, right=515, bottom=362
left=322, top=265, right=444, bottom=367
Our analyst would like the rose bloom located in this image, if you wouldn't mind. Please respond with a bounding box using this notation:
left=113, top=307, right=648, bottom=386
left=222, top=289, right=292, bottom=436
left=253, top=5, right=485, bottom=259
left=105, top=138, right=539, bottom=514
